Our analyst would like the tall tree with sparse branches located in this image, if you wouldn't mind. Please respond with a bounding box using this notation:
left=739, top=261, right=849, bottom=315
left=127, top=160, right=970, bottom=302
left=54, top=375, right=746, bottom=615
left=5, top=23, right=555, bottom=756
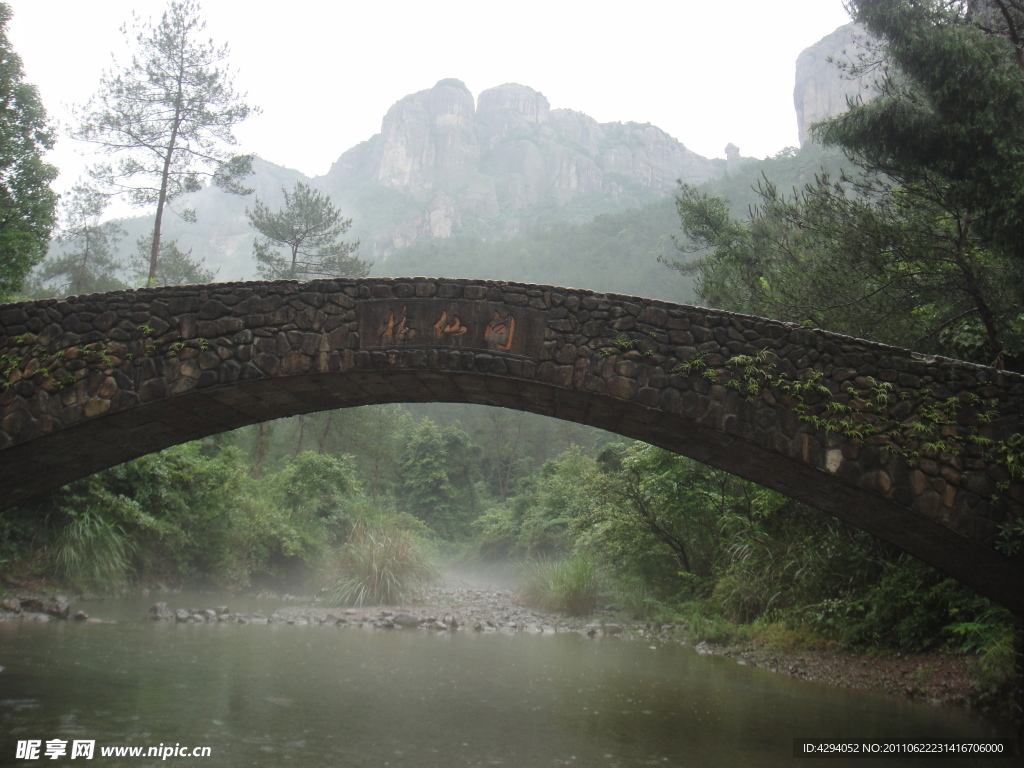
left=72, top=0, right=257, bottom=285
left=0, top=2, right=58, bottom=300
left=248, top=182, right=369, bottom=280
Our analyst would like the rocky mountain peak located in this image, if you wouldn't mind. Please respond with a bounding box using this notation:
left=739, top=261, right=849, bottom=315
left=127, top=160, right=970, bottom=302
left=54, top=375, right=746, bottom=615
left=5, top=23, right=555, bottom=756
left=794, top=23, right=877, bottom=145
left=376, top=79, right=479, bottom=192
left=322, top=79, right=722, bottom=254
left=477, top=83, right=550, bottom=124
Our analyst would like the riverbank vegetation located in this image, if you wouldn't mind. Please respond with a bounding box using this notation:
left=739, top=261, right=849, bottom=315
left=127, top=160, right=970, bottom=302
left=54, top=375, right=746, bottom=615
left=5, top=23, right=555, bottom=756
left=0, top=403, right=1015, bottom=715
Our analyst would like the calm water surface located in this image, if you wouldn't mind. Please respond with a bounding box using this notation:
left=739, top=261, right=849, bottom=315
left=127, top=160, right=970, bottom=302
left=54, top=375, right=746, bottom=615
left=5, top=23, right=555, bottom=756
left=0, top=593, right=1013, bottom=766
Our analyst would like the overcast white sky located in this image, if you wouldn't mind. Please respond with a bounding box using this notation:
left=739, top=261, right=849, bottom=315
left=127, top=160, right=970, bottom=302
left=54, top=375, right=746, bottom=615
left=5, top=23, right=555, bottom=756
left=8, top=0, right=852, bottom=200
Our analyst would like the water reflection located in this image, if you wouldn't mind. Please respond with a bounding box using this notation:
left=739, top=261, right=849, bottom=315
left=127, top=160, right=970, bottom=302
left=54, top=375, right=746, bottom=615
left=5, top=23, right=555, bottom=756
left=0, top=596, right=1012, bottom=766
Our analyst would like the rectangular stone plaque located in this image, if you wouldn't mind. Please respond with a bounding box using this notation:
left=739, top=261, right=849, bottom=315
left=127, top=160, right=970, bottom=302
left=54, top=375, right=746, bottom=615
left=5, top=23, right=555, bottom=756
left=358, top=300, right=546, bottom=358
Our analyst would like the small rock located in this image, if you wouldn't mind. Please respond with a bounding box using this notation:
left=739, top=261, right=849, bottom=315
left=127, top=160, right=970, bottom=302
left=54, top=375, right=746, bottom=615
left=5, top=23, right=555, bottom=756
left=18, top=596, right=44, bottom=612
left=2, top=597, right=21, bottom=613
left=174, top=609, right=190, bottom=622
left=46, top=600, right=70, bottom=619
left=394, top=613, right=420, bottom=628
left=149, top=602, right=170, bottom=620
left=73, top=611, right=89, bottom=621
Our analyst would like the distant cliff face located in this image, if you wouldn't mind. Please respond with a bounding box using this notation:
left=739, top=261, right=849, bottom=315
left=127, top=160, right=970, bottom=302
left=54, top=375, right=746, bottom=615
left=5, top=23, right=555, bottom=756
left=323, top=79, right=721, bottom=254
left=794, top=23, right=878, bottom=145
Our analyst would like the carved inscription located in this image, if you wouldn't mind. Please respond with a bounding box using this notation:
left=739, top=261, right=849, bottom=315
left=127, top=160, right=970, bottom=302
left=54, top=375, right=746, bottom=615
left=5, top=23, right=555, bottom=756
left=432, top=310, right=468, bottom=338
left=483, top=311, right=515, bottom=351
left=359, top=300, right=544, bottom=356
left=380, top=305, right=417, bottom=343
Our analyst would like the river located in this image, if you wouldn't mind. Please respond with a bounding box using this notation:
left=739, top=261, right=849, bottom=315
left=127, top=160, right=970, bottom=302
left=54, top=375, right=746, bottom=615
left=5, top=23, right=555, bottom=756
left=0, top=591, right=1013, bottom=766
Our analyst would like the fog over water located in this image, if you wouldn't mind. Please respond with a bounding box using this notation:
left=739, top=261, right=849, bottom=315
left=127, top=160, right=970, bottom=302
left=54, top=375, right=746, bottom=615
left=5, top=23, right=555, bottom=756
left=0, top=592, right=1007, bottom=766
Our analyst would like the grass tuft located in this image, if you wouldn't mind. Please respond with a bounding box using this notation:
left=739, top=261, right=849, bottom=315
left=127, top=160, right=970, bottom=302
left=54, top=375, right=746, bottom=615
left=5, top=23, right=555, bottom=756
left=520, top=555, right=603, bottom=616
left=324, top=519, right=437, bottom=607
left=53, top=511, right=135, bottom=594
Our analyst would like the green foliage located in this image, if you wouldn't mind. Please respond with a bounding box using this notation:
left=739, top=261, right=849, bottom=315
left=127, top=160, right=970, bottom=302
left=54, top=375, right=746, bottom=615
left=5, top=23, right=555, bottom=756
left=53, top=511, right=135, bottom=595
left=396, top=418, right=481, bottom=540
left=817, top=0, right=1024, bottom=367
left=710, top=496, right=1010, bottom=653
left=0, top=3, right=58, bottom=300
left=471, top=446, right=607, bottom=557
left=575, top=444, right=761, bottom=592
left=248, top=181, right=369, bottom=280
left=324, top=518, right=438, bottom=606
left=519, top=554, right=603, bottom=617
left=673, top=171, right=1024, bottom=366
left=67, top=442, right=248, bottom=581
left=712, top=502, right=876, bottom=624
left=827, top=1, right=1024, bottom=265
left=670, top=4, right=1024, bottom=369
left=7, top=441, right=365, bottom=588
left=253, top=451, right=360, bottom=563
left=268, top=451, right=358, bottom=520
left=947, top=603, right=1017, bottom=703
left=816, top=557, right=1001, bottom=652
left=672, top=600, right=743, bottom=644
left=72, top=0, right=256, bottom=284
left=609, top=575, right=665, bottom=621
left=129, top=235, right=215, bottom=287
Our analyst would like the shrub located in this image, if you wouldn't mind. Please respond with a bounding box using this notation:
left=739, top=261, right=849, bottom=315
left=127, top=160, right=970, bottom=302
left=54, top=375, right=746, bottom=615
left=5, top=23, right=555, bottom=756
left=673, top=601, right=744, bottom=645
left=611, top=575, right=664, bottom=620
left=324, top=519, right=437, bottom=606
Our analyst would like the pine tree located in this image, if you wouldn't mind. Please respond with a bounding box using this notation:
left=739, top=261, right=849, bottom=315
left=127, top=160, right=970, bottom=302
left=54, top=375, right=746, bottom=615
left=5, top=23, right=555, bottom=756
left=673, top=1, right=1024, bottom=369
left=248, top=182, right=369, bottom=280
left=32, top=184, right=126, bottom=298
left=72, top=0, right=256, bottom=285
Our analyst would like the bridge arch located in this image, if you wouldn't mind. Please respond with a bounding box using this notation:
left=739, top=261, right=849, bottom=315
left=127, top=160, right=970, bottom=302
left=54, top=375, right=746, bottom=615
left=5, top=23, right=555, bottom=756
left=1, top=278, right=1022, bottom=610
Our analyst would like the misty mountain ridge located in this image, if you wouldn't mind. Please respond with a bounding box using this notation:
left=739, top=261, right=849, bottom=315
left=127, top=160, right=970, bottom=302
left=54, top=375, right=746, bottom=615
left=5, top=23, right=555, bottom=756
left=53, top=24, right=869, bottom=295
left=108, top=79, right=726, bottom=282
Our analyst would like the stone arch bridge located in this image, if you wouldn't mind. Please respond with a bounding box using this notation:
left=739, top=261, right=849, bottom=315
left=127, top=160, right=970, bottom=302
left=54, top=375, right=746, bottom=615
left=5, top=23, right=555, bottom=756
left=1, top=278, right=1022, bottom=611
